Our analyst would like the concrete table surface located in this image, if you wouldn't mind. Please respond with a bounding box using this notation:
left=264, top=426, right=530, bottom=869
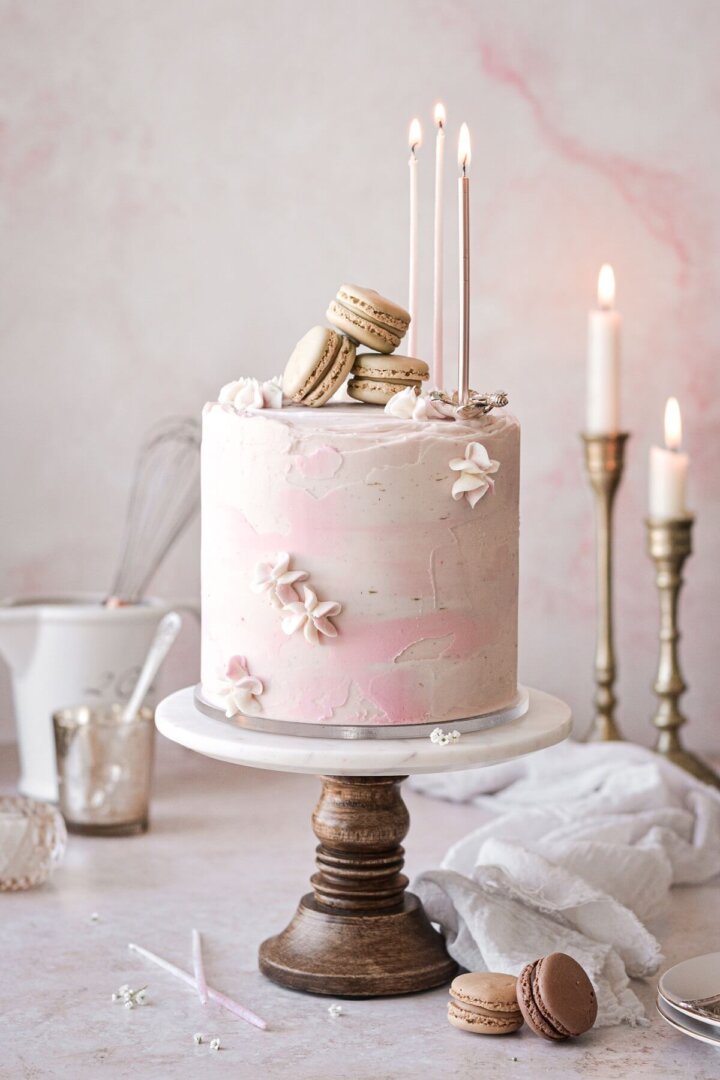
left=2, top=737, right=719, bottom=1080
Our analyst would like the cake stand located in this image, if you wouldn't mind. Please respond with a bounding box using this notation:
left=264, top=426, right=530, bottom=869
left=156, top=686, right=571, bottom=998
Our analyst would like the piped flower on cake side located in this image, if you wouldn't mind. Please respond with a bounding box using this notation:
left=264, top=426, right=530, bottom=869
left=251, top=552, right=309, bottom=608
left=449, top=442, right=499, bottom=508
left=212, top=656, right=264, bottom=717
left=280, top=586, right=342, bottom=645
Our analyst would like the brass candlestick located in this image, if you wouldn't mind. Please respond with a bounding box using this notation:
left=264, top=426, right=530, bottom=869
left=581, top=433, right=629, bottom=741
left=646, top=516, right=720, bottom=788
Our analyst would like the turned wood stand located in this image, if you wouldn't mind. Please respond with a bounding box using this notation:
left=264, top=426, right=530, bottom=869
left=156, top=686, right=571, bottom=998
left=259, top=775, right=455, bottom=995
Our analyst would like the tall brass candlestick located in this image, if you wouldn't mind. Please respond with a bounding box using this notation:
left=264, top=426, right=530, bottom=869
left=646, top=516, right=720, bottom=788
left=582, top=432, right=629, bottom=741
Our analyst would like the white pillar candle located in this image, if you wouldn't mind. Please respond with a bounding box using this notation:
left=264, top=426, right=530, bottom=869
left=649, top=397, right=689, bottom=518
left=408, top=118, right=422, bottom=358
left=457, top=122, right=471, bottom=405
left=586, top=264, right=621, bottom=433
left=432, top=103, right=446, bottom=389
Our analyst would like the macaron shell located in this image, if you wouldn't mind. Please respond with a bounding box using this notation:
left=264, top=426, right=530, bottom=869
left=336, top=285, right=411, bottom=332
left=447, top=1001, right=522, bottom=1036
left=449, top=972, right=522, bottom=1015
left=517, top=961, right=565, bottom=1040
left=352, top=354, right=429, bottom=382
left=304, top=335, right=356, bottom=407
left=326, top=301, right=402, bottom=354
left=533, top=953, right=598, bottom=1037
left=283, top=326, right=340, bottom=401
left=347, top=377, right=417, bottom=405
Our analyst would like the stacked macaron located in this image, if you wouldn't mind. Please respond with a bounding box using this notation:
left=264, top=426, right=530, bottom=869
left=346, top=354, right=429, bottom=405
left=327, top=285, right=411, bottom=355
left=283, top=285, right=425, bottom=408
left=282, top=327, right=357, bottom=407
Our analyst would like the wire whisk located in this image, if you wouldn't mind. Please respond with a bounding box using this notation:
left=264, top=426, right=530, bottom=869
left=108, top=416, right=201, bottom=604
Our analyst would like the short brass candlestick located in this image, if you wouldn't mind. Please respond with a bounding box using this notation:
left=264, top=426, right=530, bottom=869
left=581, top=433, right=629, bottom=741
left=646, top=516, right=720, bottom=789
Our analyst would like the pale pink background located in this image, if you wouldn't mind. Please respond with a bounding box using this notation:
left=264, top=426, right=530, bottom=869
left=1, top=1, right=718, bottom=750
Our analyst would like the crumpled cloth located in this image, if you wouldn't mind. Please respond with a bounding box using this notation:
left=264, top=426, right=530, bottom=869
left=410, top=740, right=720, bottom=1026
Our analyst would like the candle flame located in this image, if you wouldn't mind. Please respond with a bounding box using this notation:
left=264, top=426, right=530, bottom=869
left=597, top=264, right=615, bottom=308
left=458, top=123, right=471, bottom=174
left=434, top=102, right=446, bottom=129
left=664, top=396, right=682, bottom=451
left=408, top=118, right=422, bottom=154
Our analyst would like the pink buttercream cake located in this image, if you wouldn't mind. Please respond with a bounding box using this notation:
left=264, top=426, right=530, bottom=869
left=200, top=402, right=520, bottom=727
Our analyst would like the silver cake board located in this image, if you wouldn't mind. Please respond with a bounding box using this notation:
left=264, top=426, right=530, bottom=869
left=193, top=685, right=529, bottom=741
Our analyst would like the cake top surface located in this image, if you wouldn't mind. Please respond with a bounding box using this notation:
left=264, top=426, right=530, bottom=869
left=204, top=400, right=518, bottom=441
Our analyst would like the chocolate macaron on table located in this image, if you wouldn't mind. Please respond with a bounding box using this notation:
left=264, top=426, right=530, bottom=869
left=283, top=285, right=427, bottom=408
left=517, top=953, right=598, bottom=1041
left=447, top=953, right=597, bottom=1044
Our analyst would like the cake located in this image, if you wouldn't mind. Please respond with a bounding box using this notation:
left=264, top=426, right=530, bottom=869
left=200, top=398, right=520, bottom=731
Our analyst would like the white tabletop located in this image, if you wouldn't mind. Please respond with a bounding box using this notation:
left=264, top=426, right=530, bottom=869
left=155, top=686, right=572, bottom=776
left=3, top=740, right=717, bottom=1080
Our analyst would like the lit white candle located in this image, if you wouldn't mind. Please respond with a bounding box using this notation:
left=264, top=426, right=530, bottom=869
left=457, top=122, right=471, bottom=405
left=586, top=264, right=621, bottom=433
left=408, top=118, right=422, bottom=357
left=432, top=103, right=446, bottom=389
left=649, top=397, right=689, bottom=518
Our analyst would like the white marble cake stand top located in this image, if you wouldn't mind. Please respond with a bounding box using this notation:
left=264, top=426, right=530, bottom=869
left=156, top=686, right=572, bottom=776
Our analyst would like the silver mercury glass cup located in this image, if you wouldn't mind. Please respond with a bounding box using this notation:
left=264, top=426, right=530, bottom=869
left=53, top=704, right=155, bottom=835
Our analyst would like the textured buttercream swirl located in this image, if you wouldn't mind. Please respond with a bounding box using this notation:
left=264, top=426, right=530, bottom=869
left=218, top=375, right=283, bottom=410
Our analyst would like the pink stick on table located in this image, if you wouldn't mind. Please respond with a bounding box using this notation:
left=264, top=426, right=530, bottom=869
left=128, top=942, right=268, bottom=1030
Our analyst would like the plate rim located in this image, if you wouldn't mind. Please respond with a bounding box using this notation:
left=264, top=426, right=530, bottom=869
left=658, top=987, right=720, bottom=1031
left=656, top=995, right=720, bottom=1047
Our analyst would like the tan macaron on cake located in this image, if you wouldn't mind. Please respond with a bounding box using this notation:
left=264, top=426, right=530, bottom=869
left=282, top=283, right=427, bottom=408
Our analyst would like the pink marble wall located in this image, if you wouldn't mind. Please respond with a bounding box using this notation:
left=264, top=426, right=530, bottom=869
left=1, top=1, right=718, bottom=749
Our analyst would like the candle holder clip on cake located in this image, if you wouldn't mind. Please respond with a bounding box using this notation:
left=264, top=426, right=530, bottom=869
left=156, top=274, right=573, bottom=996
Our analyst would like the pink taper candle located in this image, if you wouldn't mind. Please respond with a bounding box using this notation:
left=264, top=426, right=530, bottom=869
left=457, top=123, right=471, bottom=405
left=432, top=103, right=446, bottom=388
left=408, top=118, right=422, bottom=357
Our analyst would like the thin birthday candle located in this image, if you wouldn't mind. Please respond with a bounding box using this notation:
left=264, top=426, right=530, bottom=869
left=433, top=103, right=446, bottom=388
left=408, top=118, right=422, bottom=357
left=457, top=123, right=471, bottom=404
left=128, top=942, right=268, bottom=1030
left=192, top=928, right=208, bottom=1005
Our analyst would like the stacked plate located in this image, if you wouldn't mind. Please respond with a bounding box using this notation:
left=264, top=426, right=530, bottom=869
left=658, top=952, right=720, bottom=1048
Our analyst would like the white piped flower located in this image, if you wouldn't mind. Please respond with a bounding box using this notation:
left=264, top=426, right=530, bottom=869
left=449, top=442, right=499, bottom=508
left=218, top=376, right=264, bottom=410
left=213, top=656, right=264, bottom=718
left=281, top=586, right=342, bottom=645
left=328, top=1003, right=343, bottom=1017
left=219, top=375, right=284, bottom=410
left=260, top=375, right=283, bottom=409
left=252, top=552, right=309, bottom=608
left=384, top=386, right=418, bottom=419
left=384, top=386, right=454, bottom=421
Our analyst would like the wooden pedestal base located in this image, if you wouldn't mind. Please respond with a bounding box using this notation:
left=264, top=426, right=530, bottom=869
left=259, top=775, right=457, bottom=997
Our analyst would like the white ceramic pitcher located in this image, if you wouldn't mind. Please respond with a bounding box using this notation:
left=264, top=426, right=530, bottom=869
left=0, top=594, right=195, bottom=801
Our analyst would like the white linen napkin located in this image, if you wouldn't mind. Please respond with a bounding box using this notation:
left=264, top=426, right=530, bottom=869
left=410, top=740, right=720, bottom=1026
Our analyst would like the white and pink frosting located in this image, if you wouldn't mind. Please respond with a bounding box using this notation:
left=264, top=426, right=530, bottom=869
left=201, top=402, right=520, bottom=727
